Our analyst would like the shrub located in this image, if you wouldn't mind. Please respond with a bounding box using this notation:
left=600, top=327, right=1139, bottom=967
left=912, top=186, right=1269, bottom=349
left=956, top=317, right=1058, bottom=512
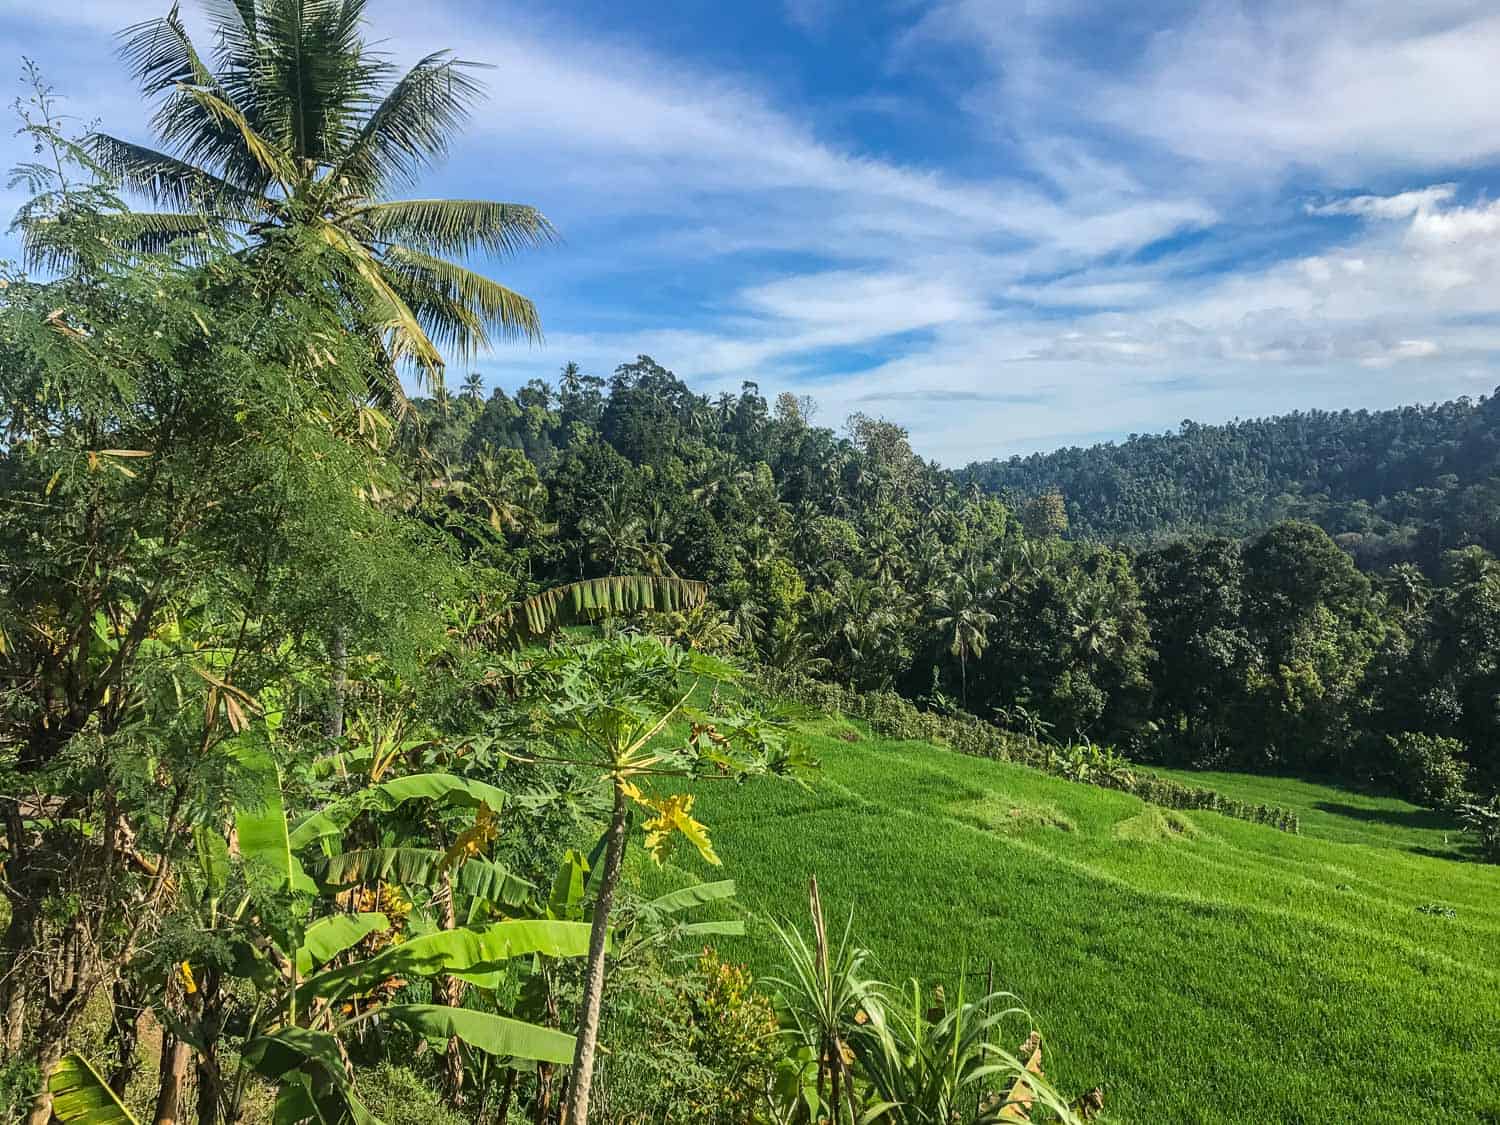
left=358, top=1063, right=469, bottom=1125
left=1386, top=732, right=1471, bottom=810
left=1460, top=797, right=1500, bottom=863
left=593, top=946, right=781, bottom=1124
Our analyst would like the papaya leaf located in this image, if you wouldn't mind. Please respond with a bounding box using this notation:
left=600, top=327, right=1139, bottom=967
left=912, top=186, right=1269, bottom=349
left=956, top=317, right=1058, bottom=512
left=380, top=1004, right=576, bottom=1064
left=48, top=1053, right=140, bottom=1124
left=624, top=788, right=720, bottom=866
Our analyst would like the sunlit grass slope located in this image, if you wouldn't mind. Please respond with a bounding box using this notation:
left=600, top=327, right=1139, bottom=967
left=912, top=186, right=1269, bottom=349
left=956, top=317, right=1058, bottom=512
left=637, top=718, right=1500, bottom=1124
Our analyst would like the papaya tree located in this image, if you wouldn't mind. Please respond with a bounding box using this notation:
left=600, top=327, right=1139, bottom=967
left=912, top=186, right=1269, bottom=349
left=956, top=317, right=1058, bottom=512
left=492, top=633, right=811, bottom=1125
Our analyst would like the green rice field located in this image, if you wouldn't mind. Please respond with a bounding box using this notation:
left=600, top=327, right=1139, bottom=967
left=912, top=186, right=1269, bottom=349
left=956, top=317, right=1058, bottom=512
left=635, top=717, right=1500, bottom=1123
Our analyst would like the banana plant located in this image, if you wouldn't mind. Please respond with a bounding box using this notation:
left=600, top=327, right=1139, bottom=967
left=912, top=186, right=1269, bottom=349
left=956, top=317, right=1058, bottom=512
left=486, top=575, right=710, bottom=646
left=211, top=749, right=593, bottom=1124
left=47, top=1054, right=140, bottom=1124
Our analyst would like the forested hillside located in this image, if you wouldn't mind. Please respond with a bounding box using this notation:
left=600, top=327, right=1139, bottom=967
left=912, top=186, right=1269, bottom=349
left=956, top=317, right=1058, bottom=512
left=958, top=394, right=1500, bottom=569
left=397, top=361, right=1500, bottom=831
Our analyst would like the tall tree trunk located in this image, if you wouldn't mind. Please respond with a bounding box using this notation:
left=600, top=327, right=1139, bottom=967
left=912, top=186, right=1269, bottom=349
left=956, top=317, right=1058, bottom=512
left=325, top=627, right=349, bottom=738
left=22, top=941, right=107, bottom=1125
left=195, top=969, right=225, bottom=1125
left=438, top=871, right=466, bottom=1106
left=561, top=780, right=629, bottom=1125
left=153, top=1034, right=190, bottom=1125
left=532, top=972, right=560, bottom=1125
left=0, top=917, right=30, bottom=1058
left=494, top=1068, right=517, bottom=1125
left=22, top=1034, right=63, bottom=1125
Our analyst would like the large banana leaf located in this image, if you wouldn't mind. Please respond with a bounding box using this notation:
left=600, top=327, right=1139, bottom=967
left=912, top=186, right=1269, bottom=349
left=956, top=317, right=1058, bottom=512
left=381, top=1004, right=576, bottom=1064
left=296, top=912, right=390, bottom=976
left=243, top=1026, right=347, bottom=1082
left=636, top=879, right=745, bottom=938
left=673, top=919, right=746, bottom=937
left=244, top=1029, right=380, bottom=1125
left=233, top=749, right=315, bottom=897
left=48, top=1053, right=140, bottom=1124
left=288, top=774, right=508, bottom=850
left=193, top=824, right=230, bottom=898
left=499, top=576, right=709, bottom=642
left=318, top=848, right=533, bottom=907
left=296, top=918, right=591, bottom=1008
left=645, top=879, right=737, bottom=915
left=547, top=848, right=588, bottom=918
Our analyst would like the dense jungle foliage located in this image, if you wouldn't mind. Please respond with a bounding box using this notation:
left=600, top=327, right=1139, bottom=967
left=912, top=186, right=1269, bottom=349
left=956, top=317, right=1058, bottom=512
left=399, top=363, right=1500, bottom=810
left=0, top=10, right=1088, bottom=1123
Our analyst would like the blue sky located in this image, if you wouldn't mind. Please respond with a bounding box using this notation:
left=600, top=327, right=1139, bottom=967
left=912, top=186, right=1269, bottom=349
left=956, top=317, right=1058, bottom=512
left=4, top=0, right=1500, bottom=463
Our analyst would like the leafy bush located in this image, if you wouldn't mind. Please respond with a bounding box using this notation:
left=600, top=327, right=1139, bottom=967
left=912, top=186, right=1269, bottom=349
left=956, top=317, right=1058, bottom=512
left=1386, top=732, right=1471, bottom=810
left=593, top=947, right=781, bottom=1124
left=1460, top=797, right=1500, bottom=863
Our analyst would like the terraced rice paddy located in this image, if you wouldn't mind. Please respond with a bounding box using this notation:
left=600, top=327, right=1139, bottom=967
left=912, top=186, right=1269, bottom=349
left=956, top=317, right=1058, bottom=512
left=635, top=718, right=1500, bottom=1123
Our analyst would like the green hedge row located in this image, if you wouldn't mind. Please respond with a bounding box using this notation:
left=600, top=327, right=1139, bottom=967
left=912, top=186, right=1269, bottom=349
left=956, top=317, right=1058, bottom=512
left=754, top=668, right=1300, bottom=835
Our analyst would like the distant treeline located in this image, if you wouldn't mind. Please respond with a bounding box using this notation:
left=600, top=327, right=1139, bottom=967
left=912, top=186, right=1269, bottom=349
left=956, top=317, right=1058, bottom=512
left=958, top=392, right=1500, bottom=571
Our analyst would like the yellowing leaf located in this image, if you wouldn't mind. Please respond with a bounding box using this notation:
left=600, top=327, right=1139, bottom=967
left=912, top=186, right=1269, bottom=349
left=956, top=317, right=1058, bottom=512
left=441, top=803, right=500, bottom=872
left=636, top=792, right=720, bottom=867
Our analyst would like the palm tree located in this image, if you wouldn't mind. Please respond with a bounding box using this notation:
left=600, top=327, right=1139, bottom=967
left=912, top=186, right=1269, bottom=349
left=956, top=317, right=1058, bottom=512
left=465, top=451, right=550, bottom=537
left=578, top=486, right=646, bottom=572
left=460, top=371, right=486, bottom=403
left=1069, top=580, right=1125, bottom=665
left=766, top=618, right=831, bottom=679
left=931, top=571, right=996, bottom=709
left=86, top=0, right=555, bottom=405
left=864, top=528, right=905, bottom=584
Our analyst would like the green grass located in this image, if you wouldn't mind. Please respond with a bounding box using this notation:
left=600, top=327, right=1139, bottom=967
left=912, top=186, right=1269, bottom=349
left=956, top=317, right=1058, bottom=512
left=639, top=720, right=1500, bottom=1124
left=1150, top=765, right=1471, bottom=857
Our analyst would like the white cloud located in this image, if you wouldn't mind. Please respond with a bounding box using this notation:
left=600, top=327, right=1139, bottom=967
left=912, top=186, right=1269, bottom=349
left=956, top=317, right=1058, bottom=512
left=1306, top=185, right=1457, bottom=219
left=912, top=1, right=1500, bottom=182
